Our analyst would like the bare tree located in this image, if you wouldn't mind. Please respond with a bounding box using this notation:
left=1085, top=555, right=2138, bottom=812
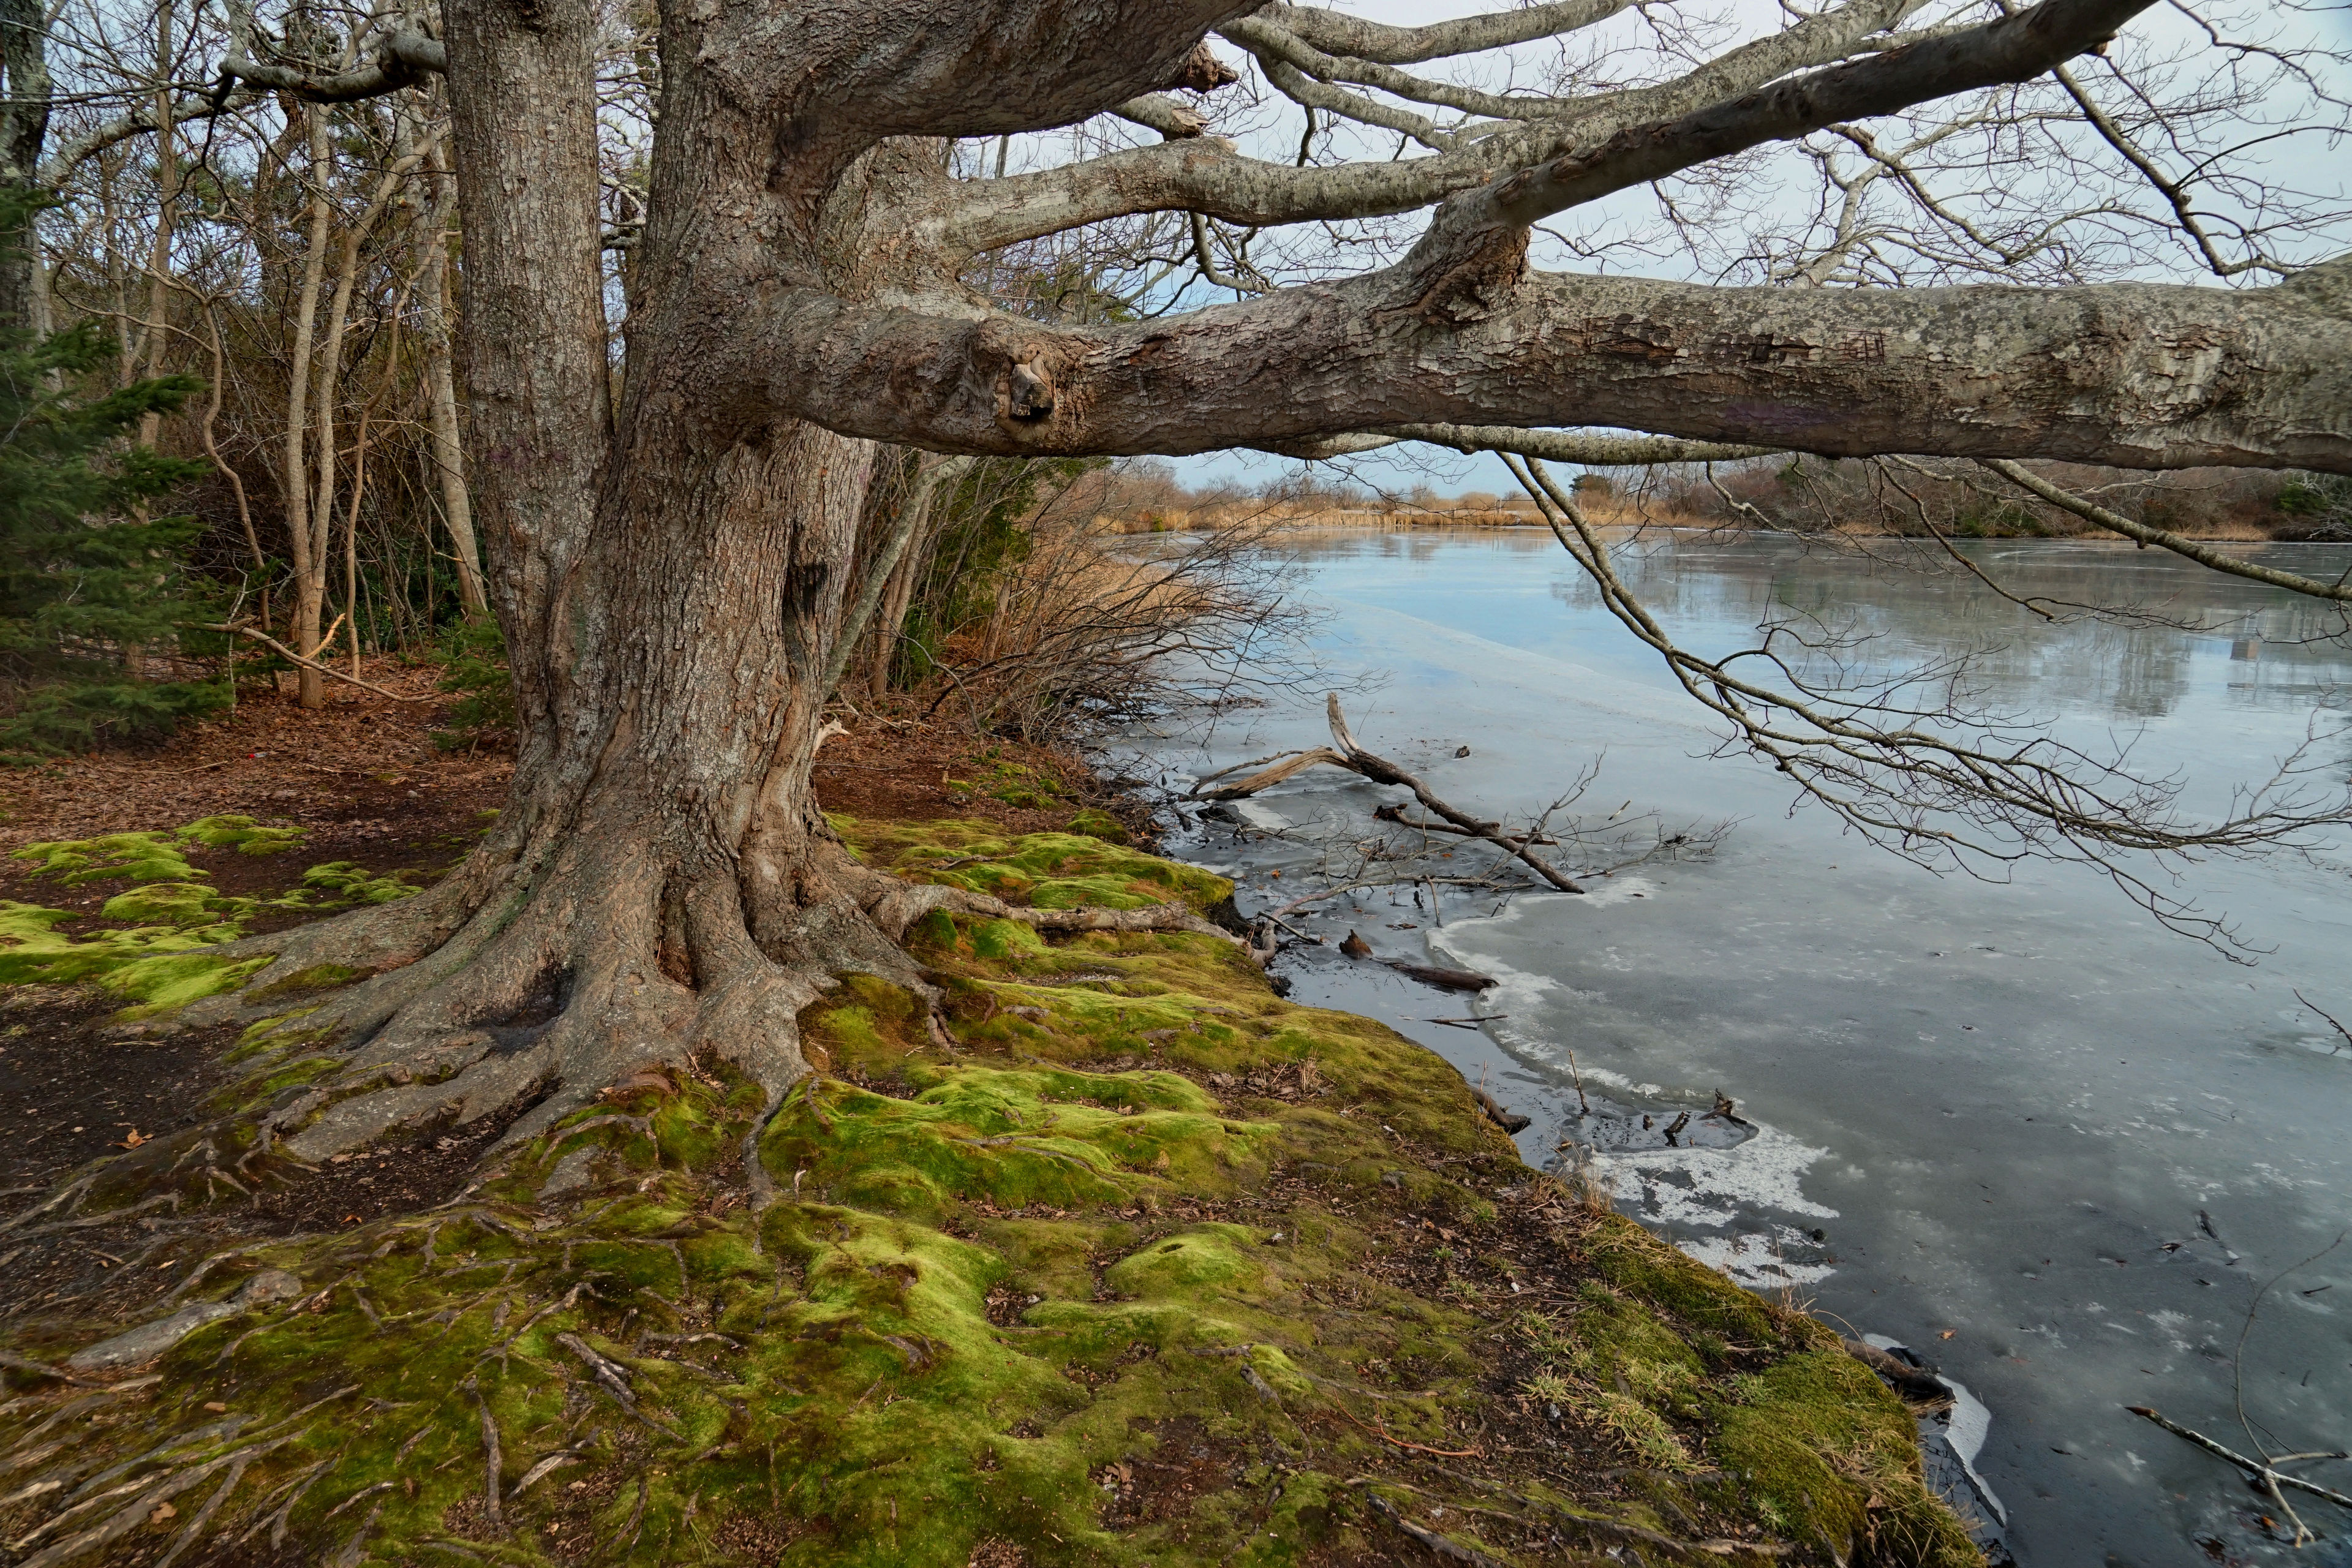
left=72, top=0, right=2351, bottom=1164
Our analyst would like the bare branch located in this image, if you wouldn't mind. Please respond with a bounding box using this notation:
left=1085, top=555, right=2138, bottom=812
left=1983, top=458, right=2352, bottom=600
left=1261, top=424, right=1777, bottom=466
left=1474, top=0, right=2155, bottom=228
left=1261, top=0, right=1632, bottom=67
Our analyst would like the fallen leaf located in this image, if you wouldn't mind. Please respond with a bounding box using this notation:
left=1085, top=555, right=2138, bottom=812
left=203, top=1401, right=227, bottom=1412
left=149, top=1502, right=176, bottom=1524
left=1937, top=1330, right=1957, bottom=1340
left=115, top=1128, right=148, bottom=1148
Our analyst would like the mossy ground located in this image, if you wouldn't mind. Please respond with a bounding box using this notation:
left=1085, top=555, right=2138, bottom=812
left=0, top=818, right=1977, bottom=1567
left=0, top=815, right=425, bottom=1019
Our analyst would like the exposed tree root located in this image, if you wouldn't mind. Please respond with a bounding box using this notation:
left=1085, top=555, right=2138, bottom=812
left=20, top=816, right=1248, bottom=1203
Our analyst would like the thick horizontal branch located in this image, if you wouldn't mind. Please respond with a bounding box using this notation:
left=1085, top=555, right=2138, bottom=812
left=752, top=254, right=2352, bottom=473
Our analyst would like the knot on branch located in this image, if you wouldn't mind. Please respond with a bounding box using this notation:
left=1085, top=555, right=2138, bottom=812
left=1381, top=224, right=1529, bottom=328
left=1168, top=40, right=1242, bottom=94
left=1004, top=355, right=1058, bottom=421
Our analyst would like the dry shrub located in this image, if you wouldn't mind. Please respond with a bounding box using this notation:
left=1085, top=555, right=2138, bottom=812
left=1637, top=454, right=2324, bottom=540
left=911, top=492, right=1313, bottom=742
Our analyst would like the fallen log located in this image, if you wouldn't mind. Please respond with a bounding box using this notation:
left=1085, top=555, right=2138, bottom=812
left=1840, top=1338, right=1950, bottom=1404
left=1384, top=960, right=1496, bottom=993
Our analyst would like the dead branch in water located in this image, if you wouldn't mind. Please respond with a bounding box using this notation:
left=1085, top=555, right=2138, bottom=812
left=1193, top=695, right=1586, bottom=893
left=2128, top=1406, right=2352, bottom=1512
left=2294, top=989, right=2352, bottom=1054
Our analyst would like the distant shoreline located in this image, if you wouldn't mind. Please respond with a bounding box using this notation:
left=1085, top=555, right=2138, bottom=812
left=1095, top=506, right=2329, bottom=543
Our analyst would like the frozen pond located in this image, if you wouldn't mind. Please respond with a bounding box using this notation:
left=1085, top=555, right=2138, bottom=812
left=1145, top=528, right=2352, bottom=1566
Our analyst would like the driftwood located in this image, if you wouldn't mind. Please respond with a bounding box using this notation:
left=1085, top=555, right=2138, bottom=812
left=1385, top=961, right=1496, bottom=993
left=1194, top=695, right=1585, bottom=894
left=1338, top=929, right=1496, bottom=993
left=1468, top=1085, right=1532, bottom=1134
left=1840, top=1338, right=1950, bottom=1404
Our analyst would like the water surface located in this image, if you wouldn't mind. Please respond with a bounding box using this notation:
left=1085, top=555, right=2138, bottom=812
left=1149, top=529, right=2352, bottom=1567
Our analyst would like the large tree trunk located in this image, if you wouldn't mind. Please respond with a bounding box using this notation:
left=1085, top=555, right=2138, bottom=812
left=146, top=0, right=1249, bottom=1171
left=190, top=0, right=938, bottom=1163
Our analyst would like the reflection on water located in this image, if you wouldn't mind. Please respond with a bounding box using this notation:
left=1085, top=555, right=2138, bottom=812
left=1154, top=529, right=2352, bottom=1568
left=1321, top=526, right=2352, bottom=723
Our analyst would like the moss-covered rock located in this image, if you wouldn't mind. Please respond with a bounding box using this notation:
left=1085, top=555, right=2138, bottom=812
left=0, top=817, right=1978, bottom=1567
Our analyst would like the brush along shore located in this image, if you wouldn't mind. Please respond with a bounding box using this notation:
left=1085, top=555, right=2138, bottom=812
left=0, top=814, right=1978, bottom=1567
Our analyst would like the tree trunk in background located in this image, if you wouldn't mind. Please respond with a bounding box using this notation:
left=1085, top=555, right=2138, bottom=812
left=134, top=0, right=174, bottom=445
left=282, top=105, right=332, bottom=709
left=0, top=0, right=48, bottom=337
left=868, top=537, right=928, bottom=704
left=417, top=143, right=485, bottom=617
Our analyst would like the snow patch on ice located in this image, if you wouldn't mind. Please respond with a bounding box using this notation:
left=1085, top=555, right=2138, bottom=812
left=1599, top=1120, right=1840, bottom=1227
left=1675, top=1227, right=1837, bottom=1288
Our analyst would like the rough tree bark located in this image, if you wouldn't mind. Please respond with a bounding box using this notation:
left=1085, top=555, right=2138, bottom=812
left=161, top=0, right=2352, bottom=1169
left=0, top=0, right=48, bottom=335
left=168, top=0, right=1250, bottom=1168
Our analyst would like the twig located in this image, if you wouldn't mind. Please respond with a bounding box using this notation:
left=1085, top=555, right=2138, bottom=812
left=203, top=624, right=432, bottom=703
left=1363, top=1493, right=1510, bottom=1566
left=1330, top=1400, right=1483, bottom=1458
left=2127, top=1406, right=2352, bottom=1510
left=0, top=1351, right=100, bottom=1387
left=466, top=1378, right=504, bottom=1536
left=2294, top=989, right=2351, bottom=1054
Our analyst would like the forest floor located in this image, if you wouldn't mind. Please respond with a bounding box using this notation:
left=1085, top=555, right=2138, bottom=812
left=0, top=667, right=1134, bottom=1219
left=0, top=680, right=1978, bottom=1567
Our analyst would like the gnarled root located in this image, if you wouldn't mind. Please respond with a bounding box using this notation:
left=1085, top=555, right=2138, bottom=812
left=846, top=858, right=1245, bottom=947
left=66, top=827, right=1237, bottom=1184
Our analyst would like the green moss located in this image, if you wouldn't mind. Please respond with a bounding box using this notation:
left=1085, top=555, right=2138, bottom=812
left=12, top=829, right=202, bottom=885
left=0, top=820, right=1976, bottom=1568
left=175, top=813, right=308, bottom=855
left=10, top=815, right=308, bottom=888
left=247, top=962, right=368, bottom=1000
left=298, top=861, right=423, bottom=904
left=1065, top=808, right=1130, bottom=845
left=1711, top=1351, right=1981, bottom=1566
left=833, top=816, right=1232, bottom=916
left=0, top=818, right=425, bottom=1020
left=1583, top=1211, right=1790, bottom=1347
